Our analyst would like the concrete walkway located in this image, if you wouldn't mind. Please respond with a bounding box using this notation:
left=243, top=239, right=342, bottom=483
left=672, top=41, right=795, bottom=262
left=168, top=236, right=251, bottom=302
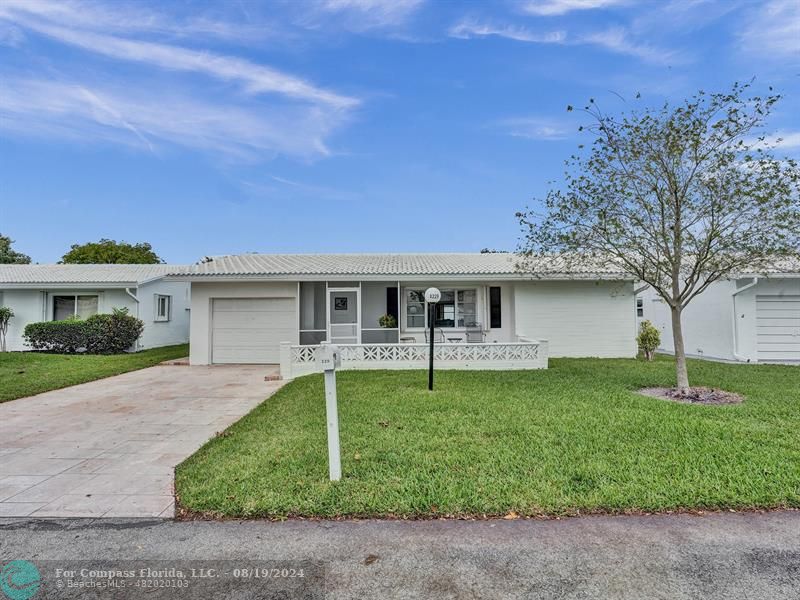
left=0, top=511, right=797, bottom=599
left=0, top=365, right=283, bottom=518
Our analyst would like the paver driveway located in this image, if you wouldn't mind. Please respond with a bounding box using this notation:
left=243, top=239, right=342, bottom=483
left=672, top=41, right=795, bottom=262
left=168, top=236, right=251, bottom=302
left=0, top=364, right=283, bottom=518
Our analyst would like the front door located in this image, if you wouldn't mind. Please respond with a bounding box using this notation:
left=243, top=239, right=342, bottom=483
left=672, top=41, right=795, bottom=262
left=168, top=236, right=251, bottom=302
left=328, top=289, right=359, bottom=345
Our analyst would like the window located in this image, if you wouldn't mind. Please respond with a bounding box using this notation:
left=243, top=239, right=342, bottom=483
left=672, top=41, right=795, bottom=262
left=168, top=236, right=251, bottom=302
left=405, top=290, right=426, bottom=328
left=155, top=295, right=171, bottom=322
left=434, top=291, right=456, bottom=327
left=489, top=287, right=502, bottom=329
left=52, top=295, right=98, bottom=321
left=636, top=298, right=644, bottom=317
left=405, top=288, right=477, bottom=329
left=456, top=290, right=476, bottom=327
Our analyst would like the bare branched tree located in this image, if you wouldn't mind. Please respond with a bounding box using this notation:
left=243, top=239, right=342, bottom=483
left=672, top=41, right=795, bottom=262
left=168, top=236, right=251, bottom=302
left=517, top=82, right=800, bottom=391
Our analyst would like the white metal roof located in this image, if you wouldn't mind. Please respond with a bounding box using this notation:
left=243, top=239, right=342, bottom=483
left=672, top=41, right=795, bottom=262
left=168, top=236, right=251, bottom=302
left=0, top=264, right=185, bottom=286
left=739, top=257, right=800, bottom=276
left=168, top=253, right=630, bottom=280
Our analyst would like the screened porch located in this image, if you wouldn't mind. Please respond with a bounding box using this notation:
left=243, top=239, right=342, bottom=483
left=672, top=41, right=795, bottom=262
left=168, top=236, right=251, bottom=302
left=298, top=281, right=507, bottom=347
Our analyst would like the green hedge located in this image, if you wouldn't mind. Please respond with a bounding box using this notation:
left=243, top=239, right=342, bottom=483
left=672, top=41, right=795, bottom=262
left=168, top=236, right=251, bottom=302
left=23, top=309, right=144, bottom=354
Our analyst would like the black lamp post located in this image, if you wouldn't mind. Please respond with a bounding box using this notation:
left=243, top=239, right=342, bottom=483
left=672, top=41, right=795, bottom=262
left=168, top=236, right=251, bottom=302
left=424, top=287, right=441, bottom=391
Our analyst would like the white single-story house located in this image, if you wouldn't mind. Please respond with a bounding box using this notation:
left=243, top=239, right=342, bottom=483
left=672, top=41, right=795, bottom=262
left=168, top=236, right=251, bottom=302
left=639, top=261, right=800, bottom=364
left=0, top=264, right=191, bottom=352
left=167, top=253, right=639, bottom=376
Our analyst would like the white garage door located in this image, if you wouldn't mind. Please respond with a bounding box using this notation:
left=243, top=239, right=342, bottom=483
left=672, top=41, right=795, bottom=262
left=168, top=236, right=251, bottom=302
left=211, top=298, right=296, bottom=364
left=756, top=295, right=800, bottom=363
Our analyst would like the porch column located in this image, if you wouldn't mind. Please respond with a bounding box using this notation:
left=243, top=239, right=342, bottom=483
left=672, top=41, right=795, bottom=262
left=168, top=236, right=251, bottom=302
left=279, top=342, right=292, bottom=380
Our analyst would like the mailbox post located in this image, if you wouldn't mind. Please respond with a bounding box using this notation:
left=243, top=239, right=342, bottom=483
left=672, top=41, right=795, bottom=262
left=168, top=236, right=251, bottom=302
left=424, top=287, right=441, bottom=391
left=316, top=343, right=342, bottom=481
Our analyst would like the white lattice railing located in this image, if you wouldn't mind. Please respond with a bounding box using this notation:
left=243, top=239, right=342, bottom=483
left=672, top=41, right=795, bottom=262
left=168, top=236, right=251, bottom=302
left=280, top=340, right=548, bottom=379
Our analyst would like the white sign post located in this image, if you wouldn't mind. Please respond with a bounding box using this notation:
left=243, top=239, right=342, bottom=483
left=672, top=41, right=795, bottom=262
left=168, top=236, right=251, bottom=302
left=424, top=287, right=441, bottom=391
left=316, top=343, right=342, bottom=481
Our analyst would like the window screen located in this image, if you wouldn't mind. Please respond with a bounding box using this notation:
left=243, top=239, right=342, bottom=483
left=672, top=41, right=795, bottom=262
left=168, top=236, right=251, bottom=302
left=53, top=296, right=76, bottom=321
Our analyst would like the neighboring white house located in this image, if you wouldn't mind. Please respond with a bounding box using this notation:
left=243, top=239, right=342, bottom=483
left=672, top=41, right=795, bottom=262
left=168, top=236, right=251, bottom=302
left=0, top=264, right=190, bottom=352
left=639, top=261, right=800, bottom=364
left=167, top=253, right=639, bottom=372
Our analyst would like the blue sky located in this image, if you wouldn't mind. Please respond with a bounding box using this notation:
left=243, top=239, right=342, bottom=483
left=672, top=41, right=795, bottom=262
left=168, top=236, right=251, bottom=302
left=1, top=0, right=798, bottom=264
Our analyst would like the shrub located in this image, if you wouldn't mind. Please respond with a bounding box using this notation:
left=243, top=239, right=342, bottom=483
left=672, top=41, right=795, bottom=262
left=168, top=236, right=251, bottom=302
left=378, top=313, right=397, bottom=328
left=84, top=308, right=144, bottom=354
left=0, top=306, right=13, bottom=352
left=23, top=308, right=144, bottom=354
left=23, top=319, right=88, bottom=353
left=637, top=320, right=661, bottom=361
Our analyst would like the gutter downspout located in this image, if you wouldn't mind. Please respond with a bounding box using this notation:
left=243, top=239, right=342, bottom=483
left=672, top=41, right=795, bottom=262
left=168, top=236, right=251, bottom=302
left=731, top=277, right=758, bottom=362
left=125, top=287, right=141, bottom=350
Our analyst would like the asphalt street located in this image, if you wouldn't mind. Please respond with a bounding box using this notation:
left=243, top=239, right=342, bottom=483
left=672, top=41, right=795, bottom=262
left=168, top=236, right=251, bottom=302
left=1, top=510, right=798, bottom=599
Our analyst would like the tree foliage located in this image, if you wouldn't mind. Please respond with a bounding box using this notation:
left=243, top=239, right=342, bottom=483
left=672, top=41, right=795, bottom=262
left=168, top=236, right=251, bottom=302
left=60, top=239, right=163, bottom=264
left=517, top=82, right=800, bottom=390
left=0, top=234, right=31, bottom=264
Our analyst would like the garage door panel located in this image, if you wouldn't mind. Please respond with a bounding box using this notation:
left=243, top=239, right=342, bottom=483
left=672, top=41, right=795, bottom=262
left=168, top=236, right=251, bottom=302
left=756, top=295, right=800, bottom=302
left=756, top=295, right=800, bottom=363
left=212, top=311, right=294, bottom=328
left=759, top=335, right=800, bottom=346
left=213, top=298, right=294, bottom=312
left=212, top=328, right=296, bottom=345
left=212, top=348, right=276, bottom=363
left=757, top=319, right=800, bottom=329
left=212, top=298, right=296, bottom=364
left=756, top=342, right=800, bottom=352
left=757, top=310, right=800, bottom=320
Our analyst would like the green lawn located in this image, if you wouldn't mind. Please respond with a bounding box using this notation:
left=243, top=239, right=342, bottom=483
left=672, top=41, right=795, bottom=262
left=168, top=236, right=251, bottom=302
left=176, top=357, right=800, bottom=519
left=0, top=344, right=189, bottom=403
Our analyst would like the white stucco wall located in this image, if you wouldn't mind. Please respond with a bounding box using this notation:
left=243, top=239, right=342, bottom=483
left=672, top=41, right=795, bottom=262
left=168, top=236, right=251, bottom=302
left=640, top=276, right=800, bottom=363
left=513, top=280, right=637, bottom=357
left=1, top=288, right=139, bottom=351
left=136, top=280, right=191, bottom=349
left=1, top=290, right=44, bottom=351
left=641, top=282, right=736, bottom=361
left=188, top=278, right=637, bottom=364
left=0, top=283, right=190, bottom=352
left=189, top=281, right=298, bottom=365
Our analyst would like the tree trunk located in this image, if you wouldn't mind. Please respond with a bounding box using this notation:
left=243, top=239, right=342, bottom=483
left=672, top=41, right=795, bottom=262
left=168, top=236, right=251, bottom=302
left=670, top=306, right=690, bottom=392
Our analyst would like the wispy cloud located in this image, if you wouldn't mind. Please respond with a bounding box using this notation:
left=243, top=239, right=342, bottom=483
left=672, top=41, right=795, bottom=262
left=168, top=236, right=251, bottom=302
left=750, top=131, right=800, bottom=151
left=0, top=0, right=279, bottom=44
left=285, top=0, right=426, bottom=37
left=0, top=22, right=24, bottom=47
left=0, top=0, right=361, bottom=160
left=493, top=117, right=572, bottom=140
left=240, top=175, right=361, bottom=202
left=449, top=19, right=565, bottom=43
left=630, top=0, right=738, bottom=35
left=522, top=0, right=629, bottom=17
left=313, top=0, right=425, bottom=30
left=0, top=78, right=346, bottom=160
left=739, top=0, right=800, bottom=62
left=2, top=14, right=357, bottom=109
left=449, top=19, right=682, bottom=65
left=581, top=27, right=679, bottom=64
